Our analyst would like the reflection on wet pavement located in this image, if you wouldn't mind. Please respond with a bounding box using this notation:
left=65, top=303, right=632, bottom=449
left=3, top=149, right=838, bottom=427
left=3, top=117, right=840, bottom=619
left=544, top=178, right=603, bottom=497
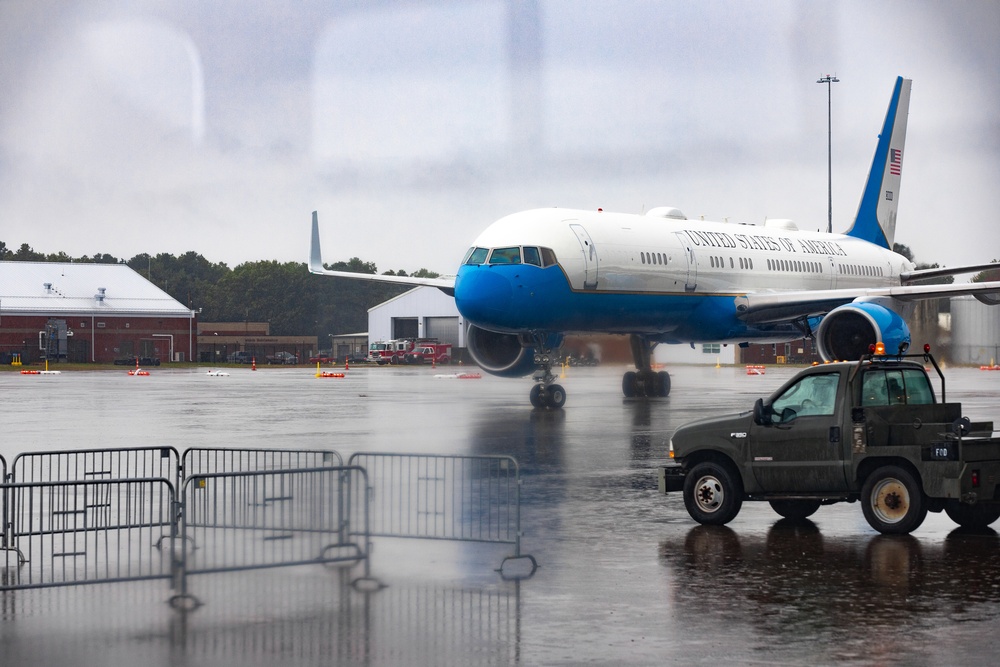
left=1, top=365, right=998, bottom=665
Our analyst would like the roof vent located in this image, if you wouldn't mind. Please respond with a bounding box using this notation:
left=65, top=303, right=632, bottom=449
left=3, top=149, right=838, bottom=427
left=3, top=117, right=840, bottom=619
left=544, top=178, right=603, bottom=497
left=95, top=287, right=106, bottom=302
left=44, top=282, right=52, bottom=293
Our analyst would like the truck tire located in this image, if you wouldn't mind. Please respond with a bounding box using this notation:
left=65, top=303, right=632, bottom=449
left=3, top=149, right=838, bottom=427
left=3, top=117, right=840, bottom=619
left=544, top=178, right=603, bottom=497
left=683, top=461, right=743, bottom=526
left=768, top=499, right=821, bottom=520
left=944, top=501, right=1000, bottom=529
left=861, top=466, right=928, bottom=535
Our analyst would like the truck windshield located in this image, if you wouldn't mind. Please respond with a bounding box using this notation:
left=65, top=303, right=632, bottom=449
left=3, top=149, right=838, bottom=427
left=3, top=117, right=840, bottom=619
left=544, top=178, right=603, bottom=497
left=861, top=368, right=935, bottom=406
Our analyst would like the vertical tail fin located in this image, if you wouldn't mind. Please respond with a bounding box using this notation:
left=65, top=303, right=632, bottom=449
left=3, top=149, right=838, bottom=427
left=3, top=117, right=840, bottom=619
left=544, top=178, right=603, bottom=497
left=846, top=76, right=911, bottom=249
left=309, top=211, right=325, bottom=273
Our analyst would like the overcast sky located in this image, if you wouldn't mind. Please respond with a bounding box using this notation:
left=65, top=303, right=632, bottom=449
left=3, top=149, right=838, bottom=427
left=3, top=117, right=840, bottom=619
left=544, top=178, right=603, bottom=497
left=1, top=0, right=997, bottom=275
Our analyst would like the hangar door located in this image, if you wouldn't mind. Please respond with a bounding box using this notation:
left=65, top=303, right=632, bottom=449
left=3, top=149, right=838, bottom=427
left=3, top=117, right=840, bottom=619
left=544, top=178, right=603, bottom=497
left=425, top=317, right=459, bottom=347
left=392, top=318, right=418, bottom=339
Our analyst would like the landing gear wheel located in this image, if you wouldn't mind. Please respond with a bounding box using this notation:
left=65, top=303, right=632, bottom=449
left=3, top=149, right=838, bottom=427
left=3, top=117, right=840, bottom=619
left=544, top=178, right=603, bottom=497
left=529, top=384, right=544, bottom=408
left=683, top=461, right=743, bottom=525
left=769, top=499, right=822, bottom=520
left=944, top=501, right=1000, bottom=529
left=861, top=466, right=928, bottom=534
left=546, top=384, right=566, bottom=408
left=656, top=371, right=671, bottom=397
left=622, top=371, right=638, bottom=398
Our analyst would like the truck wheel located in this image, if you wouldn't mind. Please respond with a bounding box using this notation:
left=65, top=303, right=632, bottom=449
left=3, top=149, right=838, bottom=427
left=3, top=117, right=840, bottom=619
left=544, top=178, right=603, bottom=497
left=861, top=466, right=928, bottom=535
left=768, top=499, right=821, bottom=520
left=683, top=461, right=743, bottom=526
left=944, top=501, right=1000, bottom=529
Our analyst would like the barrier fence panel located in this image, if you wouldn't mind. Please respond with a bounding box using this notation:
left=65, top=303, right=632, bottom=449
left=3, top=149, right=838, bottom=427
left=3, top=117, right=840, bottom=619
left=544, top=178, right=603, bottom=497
left=348, top=453, right=520, bottom=544
left=346, top=453, right=535, bottom=576
left=0, top=478, right=176, bottom=591
left=0, top=455, right=7, bottom=550
left=181, top=448, right=343, bottom=481
left=174, top=466, right=372, bottom=605
left=11, top=446, right=181, bottom=488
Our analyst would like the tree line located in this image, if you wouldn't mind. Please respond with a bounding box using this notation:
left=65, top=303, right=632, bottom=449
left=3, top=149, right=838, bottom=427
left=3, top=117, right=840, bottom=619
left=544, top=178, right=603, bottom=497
left=0, top=241, right=441, bottom=338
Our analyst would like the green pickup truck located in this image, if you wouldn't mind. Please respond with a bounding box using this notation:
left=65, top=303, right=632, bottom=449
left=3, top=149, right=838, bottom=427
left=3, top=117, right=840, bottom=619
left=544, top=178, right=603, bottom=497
left=659, top=351, right=1000, bottom=534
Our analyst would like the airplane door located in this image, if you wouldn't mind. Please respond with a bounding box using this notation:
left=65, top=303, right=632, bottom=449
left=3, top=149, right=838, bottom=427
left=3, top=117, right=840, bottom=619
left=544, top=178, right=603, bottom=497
left=673, top=232, right=697, bottom=291
left=569, top=223, right=599, bottom=289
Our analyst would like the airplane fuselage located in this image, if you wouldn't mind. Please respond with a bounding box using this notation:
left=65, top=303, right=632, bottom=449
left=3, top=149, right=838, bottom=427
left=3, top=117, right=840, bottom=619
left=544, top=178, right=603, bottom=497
left=454, top=207, right=914, bottom=344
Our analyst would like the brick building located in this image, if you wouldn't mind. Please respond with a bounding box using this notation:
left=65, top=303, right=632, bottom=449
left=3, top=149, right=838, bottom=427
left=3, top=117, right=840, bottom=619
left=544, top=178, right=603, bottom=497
left=0, top=261, right=196, bottom=364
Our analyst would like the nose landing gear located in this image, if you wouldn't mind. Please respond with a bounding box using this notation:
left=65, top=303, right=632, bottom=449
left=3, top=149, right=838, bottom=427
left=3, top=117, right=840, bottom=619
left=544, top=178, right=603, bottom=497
left=526, top=335, right=566, bottom=408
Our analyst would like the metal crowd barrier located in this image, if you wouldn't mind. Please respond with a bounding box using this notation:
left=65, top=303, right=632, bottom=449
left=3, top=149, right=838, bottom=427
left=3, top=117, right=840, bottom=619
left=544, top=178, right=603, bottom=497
left=171, top=465, right=373, bottom=608
left=0, top=478, right=176, bottom=591
left=0, top=455, right=7, bottom=551
left=348, top=453, right=536, bottom=577
left=11, top=446, right=181, bottom=488
left=181, top=447, right=342, bottom=480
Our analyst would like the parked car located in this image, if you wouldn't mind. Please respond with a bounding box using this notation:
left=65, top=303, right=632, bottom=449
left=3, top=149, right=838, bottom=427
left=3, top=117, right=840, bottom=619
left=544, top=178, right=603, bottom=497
left=308, top=352, right=336, bottom=364
left=227, top=351, right=254, bottom=364
left=266, top=351, right=299, bottom=365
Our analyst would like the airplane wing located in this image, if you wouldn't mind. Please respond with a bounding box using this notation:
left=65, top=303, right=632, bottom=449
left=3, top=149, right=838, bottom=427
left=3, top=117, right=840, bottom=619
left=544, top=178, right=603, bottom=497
left=735, top=280, right=1000, bottom=324
left=309, top=211, right=456, bottom=295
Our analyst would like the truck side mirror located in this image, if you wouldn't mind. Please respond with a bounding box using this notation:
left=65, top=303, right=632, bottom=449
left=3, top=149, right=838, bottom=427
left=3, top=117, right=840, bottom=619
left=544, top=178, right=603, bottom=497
left=753, top=398, right=768, bottom=426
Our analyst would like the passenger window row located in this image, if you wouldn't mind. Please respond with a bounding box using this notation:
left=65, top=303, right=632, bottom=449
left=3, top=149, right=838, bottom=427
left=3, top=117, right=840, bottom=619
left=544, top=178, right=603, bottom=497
left=838, top=263, right=884, bottom=277
left=767, top=258, right=823, bottom=273
left=708, top=256, right=755, bottom=270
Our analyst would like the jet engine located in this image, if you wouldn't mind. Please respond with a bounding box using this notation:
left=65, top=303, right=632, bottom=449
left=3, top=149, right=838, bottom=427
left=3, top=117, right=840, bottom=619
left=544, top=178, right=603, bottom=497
left=466, top=326, right=537, bottom=377
left=815, top=302, right=911, bottom=361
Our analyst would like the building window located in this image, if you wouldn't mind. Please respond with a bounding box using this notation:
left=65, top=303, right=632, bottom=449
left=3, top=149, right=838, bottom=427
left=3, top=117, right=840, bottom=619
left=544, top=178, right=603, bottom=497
left=97, top=322, right=106, bottom=328
left=703, top=343, right=721, bottom=354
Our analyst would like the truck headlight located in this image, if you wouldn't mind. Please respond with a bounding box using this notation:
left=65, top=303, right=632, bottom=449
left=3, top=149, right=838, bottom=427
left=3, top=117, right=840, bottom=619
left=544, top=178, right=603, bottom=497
left=668, top=438, right=675, bottom=458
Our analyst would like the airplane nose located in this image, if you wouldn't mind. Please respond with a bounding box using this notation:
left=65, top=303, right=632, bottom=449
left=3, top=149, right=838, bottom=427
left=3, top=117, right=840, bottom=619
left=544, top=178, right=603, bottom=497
left=455, top=268, right=514, bottom=323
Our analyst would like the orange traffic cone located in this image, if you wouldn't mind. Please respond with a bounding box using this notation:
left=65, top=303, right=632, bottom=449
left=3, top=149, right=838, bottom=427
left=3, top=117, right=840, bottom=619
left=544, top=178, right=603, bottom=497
left=345, top=356, right=349, bottom=371
left=252, top=356, right=257, bottom=371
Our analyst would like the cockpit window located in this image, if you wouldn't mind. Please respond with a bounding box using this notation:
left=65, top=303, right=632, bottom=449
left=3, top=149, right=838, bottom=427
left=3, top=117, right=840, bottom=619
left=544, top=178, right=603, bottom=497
left=522, top=247, right=541, bottom=266
left=464, top=247, right=489, bottom=265
left=540, top=247, right=558, bottom=267
left=489, top=247, right=521, bottom=265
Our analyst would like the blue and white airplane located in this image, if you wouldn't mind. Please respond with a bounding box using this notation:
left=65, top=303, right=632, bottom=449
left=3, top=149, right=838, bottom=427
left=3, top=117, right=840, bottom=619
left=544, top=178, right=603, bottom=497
left=310, top=76, right=1000, bottom=408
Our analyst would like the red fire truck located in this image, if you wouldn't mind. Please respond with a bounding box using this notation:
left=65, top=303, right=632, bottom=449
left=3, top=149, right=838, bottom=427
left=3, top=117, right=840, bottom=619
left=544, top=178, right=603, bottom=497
left=402, top=340, right=453, bottom=365
left=367, top=339, right=415, bottom=365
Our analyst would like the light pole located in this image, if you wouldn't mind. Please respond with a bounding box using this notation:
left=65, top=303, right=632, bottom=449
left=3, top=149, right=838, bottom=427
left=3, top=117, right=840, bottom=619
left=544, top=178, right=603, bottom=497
left=817, top=74, right=839, bottom=234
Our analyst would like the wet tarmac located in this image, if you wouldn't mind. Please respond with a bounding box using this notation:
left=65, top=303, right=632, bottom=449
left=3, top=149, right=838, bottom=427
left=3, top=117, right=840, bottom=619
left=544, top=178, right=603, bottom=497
left=2, top=363, right=999, bottom=666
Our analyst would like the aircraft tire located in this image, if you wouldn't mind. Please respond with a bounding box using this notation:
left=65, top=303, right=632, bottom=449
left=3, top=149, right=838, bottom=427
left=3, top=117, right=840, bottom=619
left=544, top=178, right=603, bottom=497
left=546, top=384, right=567, bottom=408
left=657, top=371, right=671, bottom=397
left=622, top=371, right=638, bottom=397
left=529, top=384, right=544, bottom=408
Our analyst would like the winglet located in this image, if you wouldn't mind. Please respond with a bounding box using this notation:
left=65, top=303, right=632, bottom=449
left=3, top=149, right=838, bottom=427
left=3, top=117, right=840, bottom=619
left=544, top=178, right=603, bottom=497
left=846, top=76, right=911, bottom=250
left=309, top=210, right=325, bottom=273
left=307, top=211, right=457, bottom=294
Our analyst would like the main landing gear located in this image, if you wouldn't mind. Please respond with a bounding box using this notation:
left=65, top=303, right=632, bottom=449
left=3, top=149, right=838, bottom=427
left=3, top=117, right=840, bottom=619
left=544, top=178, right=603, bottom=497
left=622, top=335, right=670, bottom=398
left=526, top=335, right=566, bottom=409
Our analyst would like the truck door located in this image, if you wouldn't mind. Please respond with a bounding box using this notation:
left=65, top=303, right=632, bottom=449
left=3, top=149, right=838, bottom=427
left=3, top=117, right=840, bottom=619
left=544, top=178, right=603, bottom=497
left=748, top=372, right=849, bottom=493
